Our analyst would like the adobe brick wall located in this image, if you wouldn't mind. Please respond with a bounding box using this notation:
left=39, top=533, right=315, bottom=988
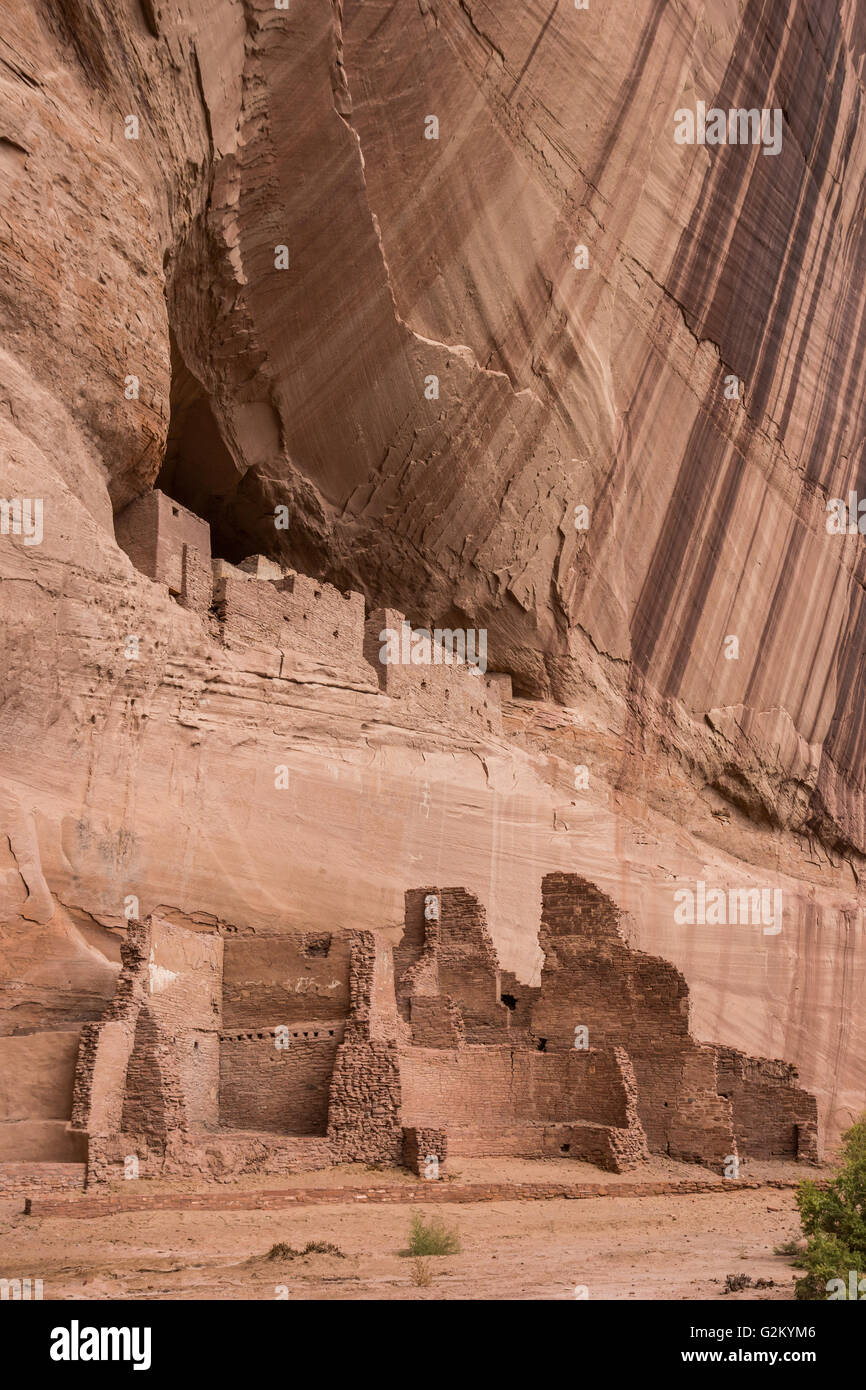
left=364, top=608, right=503, bottom=736
left=219, top=1026, right=344, bottom=1135
left=115, top=490, right=211, bottom=615
left=716, top=1045, right=819, bottom=1161
left=213, top=563, right=372, bottom=683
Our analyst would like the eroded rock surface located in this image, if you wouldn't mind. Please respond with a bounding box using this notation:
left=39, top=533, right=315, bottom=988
left=2, top=1, right=865, bottom=1168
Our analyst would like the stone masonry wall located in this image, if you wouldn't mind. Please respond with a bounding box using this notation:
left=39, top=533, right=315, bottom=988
left=397, top=887, right=510, bottom=1043
left=67, top=879, right=820, bottom=1184
left=114, top=496, right=510, bottom=736
left=532, top=874, right=818, bottom=1164
left=364, top=607, right=503, bottom=735
left=213, top=562, right=373, bottom=684
left=70, top=917, right=223, bottom=1182
left=716, top=1045, right=820, bottom=1161
left=399, top=1044, right=634, bottom=1130
left=326, top=933, right=403, bottom=1163
left=115, top=489, right=211, bottom=614
left=219, top=1026, right=344, bottom=1135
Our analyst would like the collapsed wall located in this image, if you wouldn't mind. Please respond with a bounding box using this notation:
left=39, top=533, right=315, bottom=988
left=61, top=874, right=818, bottom=1186
left=69, top=918, right=221, bottom=1182
left=531, top=876, right=819, bottom=1167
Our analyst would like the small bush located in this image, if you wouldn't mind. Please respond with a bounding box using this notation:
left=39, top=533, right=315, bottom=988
left=266, top=1240, right=344, bottom=1260
left=793, top=1114, right=866, bottom=1300
left=407, top=1211, right=461, bottom=1256
left=267, top=1242, right=300, bottom=1261
left=410, top=1257, right=433, bottom=1287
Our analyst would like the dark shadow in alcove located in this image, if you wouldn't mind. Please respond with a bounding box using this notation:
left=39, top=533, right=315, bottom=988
left=155, top=330, right=246, bottom=563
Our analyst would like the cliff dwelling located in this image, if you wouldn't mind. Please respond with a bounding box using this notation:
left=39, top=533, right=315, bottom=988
left=0, top=492, right=827, bottom=1195
left=4, top=0, right=866, bottom=1322
left=62, top=873, right=816, bottom=1188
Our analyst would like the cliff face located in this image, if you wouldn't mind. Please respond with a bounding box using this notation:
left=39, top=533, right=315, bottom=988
left=1, top=0, right=866, bottom=1158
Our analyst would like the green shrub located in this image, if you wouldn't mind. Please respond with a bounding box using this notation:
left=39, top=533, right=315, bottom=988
left=407, top=1211, right=461, bottom=1256
left=793, top=1114, right=866, bottom=1300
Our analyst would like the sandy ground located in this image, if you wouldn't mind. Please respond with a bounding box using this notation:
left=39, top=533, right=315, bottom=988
left=0, top=1157, right=816, bottom=1301
left=30, top=1152, right=815, bottom=1192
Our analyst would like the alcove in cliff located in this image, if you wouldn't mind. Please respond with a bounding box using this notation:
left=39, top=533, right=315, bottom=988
left=155, top=330, right=244, bottom=563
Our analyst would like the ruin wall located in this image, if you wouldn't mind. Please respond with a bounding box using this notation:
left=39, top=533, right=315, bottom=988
left=364, top=607, right=504, bottom=735
left=115, top=490, right=211, bottom=614
left=221, top=933, right=351, bottom=1028
left=219, top=1025, right=345, bottom=1134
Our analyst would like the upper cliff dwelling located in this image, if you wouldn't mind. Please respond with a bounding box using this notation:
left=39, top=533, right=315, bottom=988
left=3, top=0, right=866, bottom=1322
